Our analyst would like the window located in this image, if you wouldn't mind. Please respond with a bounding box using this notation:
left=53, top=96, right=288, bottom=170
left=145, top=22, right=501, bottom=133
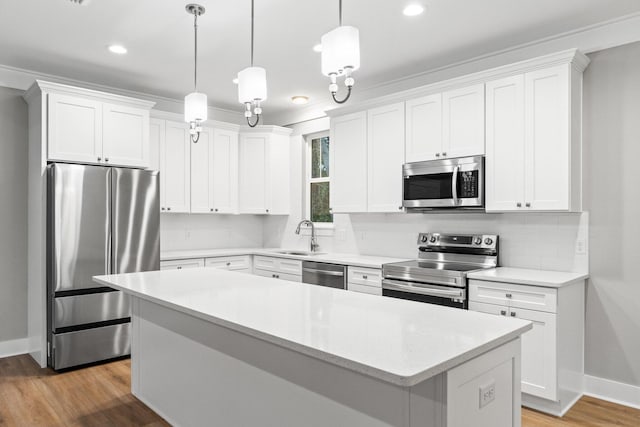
left=306, top=132, right=332, bottom=224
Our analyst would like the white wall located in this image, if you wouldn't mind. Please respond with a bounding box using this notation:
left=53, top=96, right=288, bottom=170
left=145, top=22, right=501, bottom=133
left=161, top=214, right=264, bottom=252
left=0, top=86, right=28, bottom=343
left=582, top=41, right=640, bottom=387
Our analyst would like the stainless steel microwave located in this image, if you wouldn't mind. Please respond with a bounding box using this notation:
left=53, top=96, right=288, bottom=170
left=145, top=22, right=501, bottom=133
left=402, top=156, right=484, bottom=211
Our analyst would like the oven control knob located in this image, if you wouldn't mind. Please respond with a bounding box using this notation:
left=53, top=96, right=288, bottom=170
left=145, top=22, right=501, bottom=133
left=474, top=237, right=482, bottom=245
left=429, top=236, right=437, bottom=243
left=484, top=237, right=494, bottom=245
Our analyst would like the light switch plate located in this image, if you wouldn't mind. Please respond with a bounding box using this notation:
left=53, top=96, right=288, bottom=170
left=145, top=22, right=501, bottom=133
left=479, top=380, right=496, bottom=408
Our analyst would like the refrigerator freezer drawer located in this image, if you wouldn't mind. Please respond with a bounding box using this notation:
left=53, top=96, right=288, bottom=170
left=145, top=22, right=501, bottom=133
left=52, top=323, right=131, bottom=370
left=53, top=291, right=131, bottom=330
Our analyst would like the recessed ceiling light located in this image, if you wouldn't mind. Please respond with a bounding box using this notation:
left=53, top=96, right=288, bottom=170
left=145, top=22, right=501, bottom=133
left=403, top=4, right=425, bottom=16
left=232, top=78, right=239, bottom=84
left=312, top=43, right=322, bottom=53
left=108, top=44, right=127, bottom=54
left=291, top=96, right=309, bottom=105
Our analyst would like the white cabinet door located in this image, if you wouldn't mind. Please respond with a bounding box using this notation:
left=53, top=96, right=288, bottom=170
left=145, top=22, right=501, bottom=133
left=190, top=127, right=214, bottom=213
left=211, top=128, right=239, bottom=214
left=330, top=111, right=368, bottom=213
left=162, top=121, right=191, bottom=213
left=267, top=134, right=291, bottom=215
left=442, top=84, right=485, bottom=159
left=238, top=134, right=268, bottom=214
left=160, top=258, right=205, bottom=270
left=102, top=103, right=149, bottom=168
left=485, top=75, right=526, bottom=212
left=148, top=118, right=164, bottom=171
left=367, top=102, right=405, bottom=213
left=525, top=65, right=570, bottom=211
left=405, top=94, right=442, bottom=162
left=48, top=93, right=103, bottom=164
left=510, top=307, right=558, bottom=401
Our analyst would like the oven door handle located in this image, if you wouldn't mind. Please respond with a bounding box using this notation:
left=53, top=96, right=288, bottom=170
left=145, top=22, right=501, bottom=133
left=451, top=165, right=459, bottom=205
left=382, top=279, right=465, bottom=299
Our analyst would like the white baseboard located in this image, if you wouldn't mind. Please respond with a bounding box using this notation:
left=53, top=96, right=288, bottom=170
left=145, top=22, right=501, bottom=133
left=584, top=375, right=640, bottom=410
left=0, top=338, right=29, bottom=359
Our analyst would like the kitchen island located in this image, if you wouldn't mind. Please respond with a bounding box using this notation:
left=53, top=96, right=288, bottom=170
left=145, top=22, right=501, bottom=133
left=94, top=268, right=531, bottom=427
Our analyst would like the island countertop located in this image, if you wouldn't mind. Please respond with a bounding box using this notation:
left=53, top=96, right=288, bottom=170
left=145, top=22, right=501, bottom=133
left=94, top=268, right=531, bottom=387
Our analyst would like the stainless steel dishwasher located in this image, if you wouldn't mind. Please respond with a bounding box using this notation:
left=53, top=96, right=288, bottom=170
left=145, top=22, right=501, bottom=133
left=302, top=261, right=346, bottom=289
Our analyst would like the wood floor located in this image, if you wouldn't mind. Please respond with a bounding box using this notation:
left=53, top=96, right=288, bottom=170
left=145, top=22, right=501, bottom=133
left=1, top=355, right=639, bottom=426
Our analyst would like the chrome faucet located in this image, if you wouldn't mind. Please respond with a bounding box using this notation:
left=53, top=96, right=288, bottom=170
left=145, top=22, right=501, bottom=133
left=295, top=219, right=319, bottom=252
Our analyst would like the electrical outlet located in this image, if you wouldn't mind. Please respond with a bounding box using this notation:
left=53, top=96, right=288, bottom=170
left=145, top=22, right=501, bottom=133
left=479, top=381, right=495, bottom=408
left=575, top=239, right=587, bottom=254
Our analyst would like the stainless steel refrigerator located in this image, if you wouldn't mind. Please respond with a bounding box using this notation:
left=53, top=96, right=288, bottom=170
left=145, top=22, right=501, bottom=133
left=47, top=163, right=160, bottom=370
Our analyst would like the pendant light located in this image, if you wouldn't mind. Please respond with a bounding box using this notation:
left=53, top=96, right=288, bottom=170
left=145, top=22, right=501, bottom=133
left=321, top=0, right=360, bottom=104
left=184, top=4, right=207, bottom=143
left=237, top=0, right=267, bottom=127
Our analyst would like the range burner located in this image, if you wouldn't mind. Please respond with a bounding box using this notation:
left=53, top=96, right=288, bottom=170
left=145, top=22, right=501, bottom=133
left=382, top=233, right=499, bottom=309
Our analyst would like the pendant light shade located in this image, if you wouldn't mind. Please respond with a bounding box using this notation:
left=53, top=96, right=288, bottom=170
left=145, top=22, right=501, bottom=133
left=184, top=92, right=208, bottom=123
left=321, top=25, right=360, bottom=77
left=237, top=66, right=267, bottom=104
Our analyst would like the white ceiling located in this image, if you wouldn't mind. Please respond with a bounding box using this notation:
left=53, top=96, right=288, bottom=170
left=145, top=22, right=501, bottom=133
left=1, top=0, right=639, bottom=123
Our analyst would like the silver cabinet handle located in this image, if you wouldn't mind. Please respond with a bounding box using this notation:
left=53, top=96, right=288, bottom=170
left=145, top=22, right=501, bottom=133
left=398, top=206, right=403, bottom=210
left=105, top=158, right=109, bottom=162
left=177, top=266, right=182, bottom=270
left=510, top=311, right=516, bottom=317
left=215, top=208, right=219, bottom=212
left=167, top=207, right=171, bottom=211
left=161, top=207, right=165, bottom=211
left=435, top=153, right=441, bottom=157
left=442, top=152, right=447, bottom=157
left=516, top=202, right=522, bottom=208
left=97, top=156, right=102, bottom=162
left=526, top=202, right=531, bottom=208
left=362, top=275, right=368, bottom=279
left=500, top=310, right=507, bottom=316
left=329, top=208, right=333, bottom=212
left=266, top=209, right=269, bottom=213
left=226, top=262, right=231, bottom=266
left=506, top=293, right=512, bottom=298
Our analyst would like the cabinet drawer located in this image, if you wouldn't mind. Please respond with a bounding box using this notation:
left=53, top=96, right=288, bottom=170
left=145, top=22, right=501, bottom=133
left=348, top=267, right=382, bottom=288
left=348, top=282, right=382, bottom=296
left=469, top=301, right=510, bottom=317
left=254, top=269, right=301, bottom=283
left=469, top=280, right=557, bottom=313
left=254, top=255, right=302, bottom=275
left=205, top=255, right=251, bottom=271
left=160, top=258, right=204, bottom=270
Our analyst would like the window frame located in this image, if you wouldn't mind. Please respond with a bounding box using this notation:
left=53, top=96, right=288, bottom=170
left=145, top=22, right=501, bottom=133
left=305, top=131, right=333, bottom=229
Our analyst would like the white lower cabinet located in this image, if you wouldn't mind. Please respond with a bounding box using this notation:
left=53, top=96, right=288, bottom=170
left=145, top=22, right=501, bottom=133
left=160, top=259, right=205, bottom=270
left=205, top=255, right=251, bottom=273
left=253, top=256, right=302, bottom=282
left=347, top=266, right=382, bottom=296
left=469, top=278, right=585, bottom=415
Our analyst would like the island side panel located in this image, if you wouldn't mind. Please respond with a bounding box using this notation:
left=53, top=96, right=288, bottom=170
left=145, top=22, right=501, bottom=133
left=445, top=338, right=522, bottom=427
left=130, top=298, right=445, bottom=427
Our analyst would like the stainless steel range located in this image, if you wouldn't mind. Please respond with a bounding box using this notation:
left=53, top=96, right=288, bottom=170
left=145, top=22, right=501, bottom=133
left=382, top=232, right=498, bottom=309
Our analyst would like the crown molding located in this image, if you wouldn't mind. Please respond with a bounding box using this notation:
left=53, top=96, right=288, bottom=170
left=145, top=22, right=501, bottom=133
left=1, top=63, right=245, bottom=124
left=239, top=125, right=293, bottom=136
left=150, top=109, right=241, bottom=131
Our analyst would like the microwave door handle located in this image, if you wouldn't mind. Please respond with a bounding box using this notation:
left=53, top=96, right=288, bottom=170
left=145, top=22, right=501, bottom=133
left=451, top=165, right=459, bottom=205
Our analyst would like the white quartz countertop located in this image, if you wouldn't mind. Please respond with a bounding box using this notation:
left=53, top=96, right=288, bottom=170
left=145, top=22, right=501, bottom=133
left=161, top=248, right=409, bottom=269
left=94, top=268, right=531, bottom=387
left=468, top=267, right=588, bottom=288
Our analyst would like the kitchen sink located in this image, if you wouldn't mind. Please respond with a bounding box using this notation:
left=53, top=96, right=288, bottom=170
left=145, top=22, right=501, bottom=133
left=273, top=250, right=325, bottom=256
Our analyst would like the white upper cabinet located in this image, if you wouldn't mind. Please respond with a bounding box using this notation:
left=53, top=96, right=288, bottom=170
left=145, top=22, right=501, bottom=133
left=190, top=127, right=214, bottom=213
left=404, top=84, right=484, bottom=163
left=211, top=129, right=239, bottom=214
left=330, top=111, right=368, bottom=213
left=148, top=118, right=164, bottom=171
left=238, top=134, right=268, bottom=214
left=238, top=130, right=290, bottom=215
left=485, top=75, right=526, bottom=211
left=44, top=83, right=153, bottom=168
left=48, top=93, right=103, bottom=164
left=161, top=121, right=191, bottom=213
left=486, top=63, right=581, bottom=212
left=102, top=103, right=150, bottom=167
left=405, top=94, right=442, bottom=163
left=367, top=102, right=405, bottom=212
left=442, top=84, right=485, bottom=159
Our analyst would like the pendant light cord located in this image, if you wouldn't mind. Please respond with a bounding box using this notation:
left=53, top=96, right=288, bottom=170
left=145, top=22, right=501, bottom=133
left=250, top=0, right=254, bottom=66
left=194, top=12, right=199, bottom=91
left=339, top=0, right=343, bottom=26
